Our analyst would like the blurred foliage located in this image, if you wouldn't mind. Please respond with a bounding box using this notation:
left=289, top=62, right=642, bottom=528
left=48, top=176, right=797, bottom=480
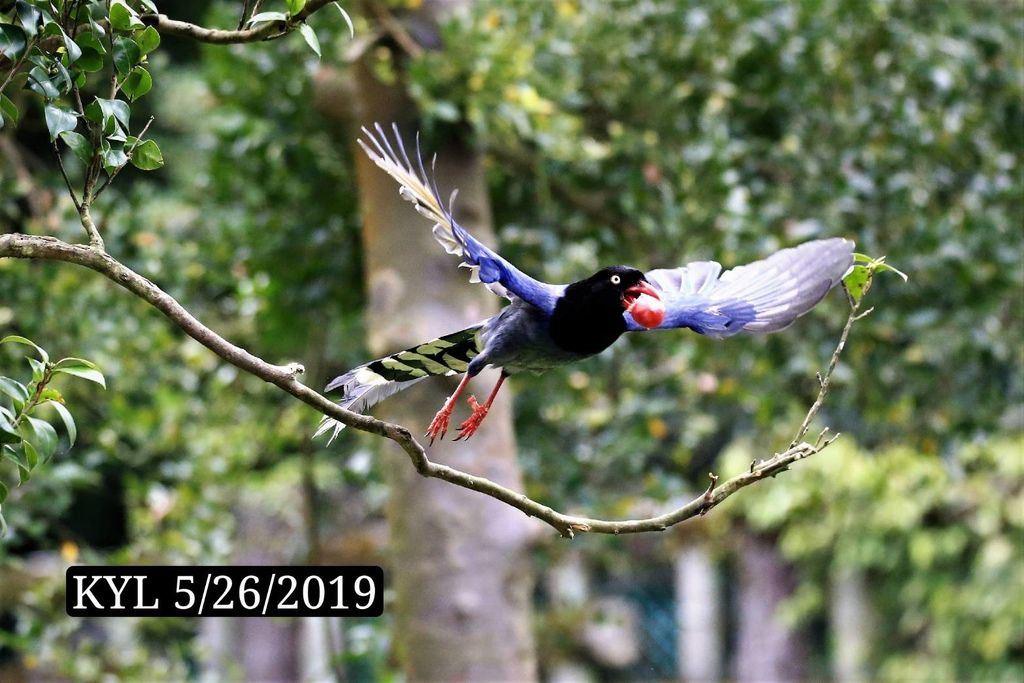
left=724, top=435, right=1024, bottom=681
left=0, top=0, right=1020, bottom=679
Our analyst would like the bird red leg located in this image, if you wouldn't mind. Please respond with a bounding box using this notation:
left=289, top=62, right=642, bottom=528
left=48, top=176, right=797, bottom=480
left=455, top=373, right=507, bottom=441
left=426, top=373, right=473, bottom=445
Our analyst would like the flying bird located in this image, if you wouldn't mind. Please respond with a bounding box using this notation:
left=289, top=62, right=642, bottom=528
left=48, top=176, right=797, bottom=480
left=317, top=124, right=854, bottom=445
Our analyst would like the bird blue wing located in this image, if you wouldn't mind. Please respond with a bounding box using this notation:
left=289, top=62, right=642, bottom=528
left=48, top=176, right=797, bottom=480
left=626, top=238, right=855, bottom=336
left=358, top=124, right=562, bottom=314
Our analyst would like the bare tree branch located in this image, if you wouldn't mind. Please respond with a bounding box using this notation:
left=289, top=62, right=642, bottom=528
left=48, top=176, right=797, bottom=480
left=0, top=232, right=865, bottom=538
left=140, top=0, right=335, bottom=45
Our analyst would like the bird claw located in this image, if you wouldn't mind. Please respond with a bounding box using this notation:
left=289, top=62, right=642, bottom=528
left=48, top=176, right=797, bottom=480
left=426, top=406, right=453, bottom=445
left=454, top=395, right=487, bottom=441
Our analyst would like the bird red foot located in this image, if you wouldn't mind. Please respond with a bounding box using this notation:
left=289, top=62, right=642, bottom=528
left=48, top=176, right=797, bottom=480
left=455, top=373, right=507, bottom=441
left=426, top=373, right=474, bottom=444
left=454, top=395, right=490, bottom=441
left=426, top=405, right=453, bottom=444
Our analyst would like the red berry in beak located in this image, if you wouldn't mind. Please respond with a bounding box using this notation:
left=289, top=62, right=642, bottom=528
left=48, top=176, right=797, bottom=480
left=629, top=294, right=665, bottom=329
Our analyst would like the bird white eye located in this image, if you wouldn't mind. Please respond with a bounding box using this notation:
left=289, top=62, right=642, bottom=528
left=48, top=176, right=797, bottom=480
left=610, top=274, right=622, bottom=285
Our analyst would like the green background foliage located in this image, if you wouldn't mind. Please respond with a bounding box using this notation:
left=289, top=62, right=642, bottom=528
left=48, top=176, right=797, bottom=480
left=1, top=0, right=1021, bottom=679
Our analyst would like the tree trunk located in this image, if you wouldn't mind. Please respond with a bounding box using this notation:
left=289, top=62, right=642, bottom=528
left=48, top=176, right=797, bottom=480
left=732, top=528, right=807, bottom=682
left=326, top=19, right=537, bottom=681
left=830, top=566, right=872, bottom=682
left=675, top=539, right=724, bottom=682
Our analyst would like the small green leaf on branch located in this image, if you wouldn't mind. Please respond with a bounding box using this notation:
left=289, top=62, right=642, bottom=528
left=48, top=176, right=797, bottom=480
left=136, top=26, right=161, bottom=54
left=44, top=103, right=78, bottom=140
left=332, top=3, right=355, bottom=38
left=0, top=24, right=28, bottom=59
left=122, top=67, right=152, bottom=100
left=44, top=400, right=76, bottom=447
left=299, top=23, right=321, bottom=58
left=60, top=131, right=94, bottom=163
left=130, top=139, right=163, bottom=170
left=109, top=1, right=145, bottom=31
left=1, top=336, right=49, bottom=363
left=247, top=11, right=288, bottom=25
left=53, top=358, right=106, bottom=388
left=0, top=377, right=29, bottom=403
left=845, top=254, right=908, bottom=305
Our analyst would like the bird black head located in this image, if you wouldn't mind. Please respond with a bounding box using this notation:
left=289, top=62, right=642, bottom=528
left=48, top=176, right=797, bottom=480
left=549, top=266, right=662, bottom=356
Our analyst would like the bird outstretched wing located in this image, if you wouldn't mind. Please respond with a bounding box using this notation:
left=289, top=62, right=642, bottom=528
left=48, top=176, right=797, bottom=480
left=358, top=124, right=563, bottom=314
left=628, top=238, right=855, bottom=336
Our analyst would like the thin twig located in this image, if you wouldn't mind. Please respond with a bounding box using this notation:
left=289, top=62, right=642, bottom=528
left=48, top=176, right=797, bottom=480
left=791, top=279, right=870, bottom=447
left=52, top=140, right=82, bottom=211
left=0, top=233, right=866, bottom=538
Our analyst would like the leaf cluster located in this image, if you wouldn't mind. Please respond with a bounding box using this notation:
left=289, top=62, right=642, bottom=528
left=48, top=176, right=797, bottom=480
left=1, top=0, right=165, bottom=195
left=0, top=335, right=103, bottom=532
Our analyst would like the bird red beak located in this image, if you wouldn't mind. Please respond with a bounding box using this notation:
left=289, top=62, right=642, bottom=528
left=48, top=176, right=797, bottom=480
left=622, top=281, right=661, bottom=310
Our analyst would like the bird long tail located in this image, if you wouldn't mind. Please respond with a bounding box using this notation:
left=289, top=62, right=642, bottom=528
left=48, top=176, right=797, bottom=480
left=315, top=325, right=484, bottom=444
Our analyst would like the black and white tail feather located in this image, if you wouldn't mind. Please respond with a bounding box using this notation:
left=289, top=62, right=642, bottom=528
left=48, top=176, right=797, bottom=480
left=315, top=325, right=483, bottom=444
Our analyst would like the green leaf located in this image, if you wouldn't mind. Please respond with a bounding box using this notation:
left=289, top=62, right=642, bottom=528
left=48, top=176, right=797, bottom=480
left=88, top=14, right=106, bottom=39
left=112, top=35, right=141, bottom=76
left=332, top=2, right=355, bottom=38
left=75, top=47, right=105, bottom=72
left=298, top=23, right=320, bottom=58
left=121, top=66, right=152, bottom=101
left=0, top=336, right=48, bottom=363
left=0, top=94, right=18, bottom=126
left=109, top=1, right=145, bottom=31
left=1, top=443, right=26, bottom=467
left=43, top=400, right=76, bottom=447
left=28, top=358, right=45, bottom=383
left=58, top=26, right=82, bottom=63
left=130, top=139, right=164, bottom=170
left=16, top=2, right=42, bottom=38
left=44, top=103, right=77, bottom=141
left=52, top=363, right=106, bottom=388
left=87, top=97, right=131, bottom=133
left=136, top=26, right=160, bottom=55
left=0, top=25, right=28, bottom=60
left=247, top=11, right=288, bottom=24
left=22, top=416, right=56, bottom=461
left=53, top=357, right=101, bottom=372
left=287, top=0, right=307, bottom=15
left=851, top=253, right=909, bottom=285
left=873, top=262, right=909, bottom=282
left=60, top=130, right=93, bottom=163
left=76, top=30, right=106, bottom=54
left=138, top=0, right=158, bottom=12
left=0, top=413, right=21, bottom=446
left=0, top=480, right=7, bottom=506
left=26, top=66, right=60, bottom=98
left=843, top=265, right=870, bottom=305
left=23, top=439, right=38, bottom=469
left=50, top=57, right=73, bottom=95
left=100, top=141, right=127, bottom=173
left=0, top=377, right=29, bottom=403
